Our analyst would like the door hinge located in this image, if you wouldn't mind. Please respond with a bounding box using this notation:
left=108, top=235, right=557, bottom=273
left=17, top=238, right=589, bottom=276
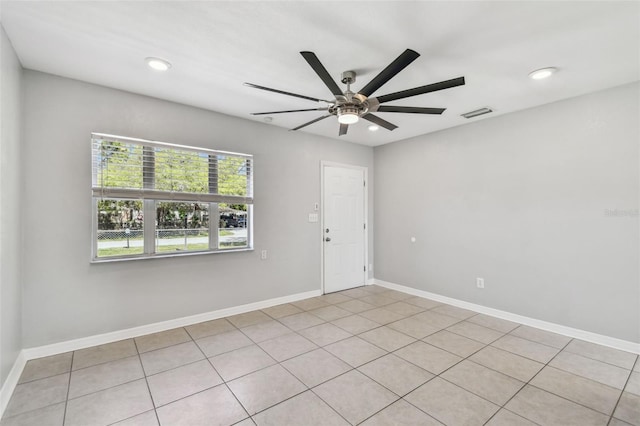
left=364, top=223, right=366, bottom=230
left=364, top=265, right=366, bottom=272
left=364, top=180, right=366, bottom=187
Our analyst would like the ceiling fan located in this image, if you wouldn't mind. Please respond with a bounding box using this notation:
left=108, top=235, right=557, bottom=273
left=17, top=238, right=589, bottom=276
left=245, top=49, right=465, bottom=136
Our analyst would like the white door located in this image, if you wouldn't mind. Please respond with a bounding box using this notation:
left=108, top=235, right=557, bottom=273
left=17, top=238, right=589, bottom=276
left=323, top=164, right=366, bottom=293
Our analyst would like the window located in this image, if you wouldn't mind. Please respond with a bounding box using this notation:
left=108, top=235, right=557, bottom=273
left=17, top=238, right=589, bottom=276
left=91, top=133, right=253, bottom=261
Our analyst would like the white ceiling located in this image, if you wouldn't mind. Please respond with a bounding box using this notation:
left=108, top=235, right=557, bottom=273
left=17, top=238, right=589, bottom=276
left=1, top=1, right=638, bottom=147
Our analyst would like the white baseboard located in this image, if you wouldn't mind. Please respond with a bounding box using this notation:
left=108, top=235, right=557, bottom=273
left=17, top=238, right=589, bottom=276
left=0, top=350, right=26, bottom=417
left=1, top=288, right=321, bottom=418
left=373, top=278, right=640, bottom=355
left=23, top=289, right=322, bottom=360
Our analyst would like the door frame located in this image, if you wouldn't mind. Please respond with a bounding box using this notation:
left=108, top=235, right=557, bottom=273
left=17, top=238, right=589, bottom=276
left=320, top=161, right=369, bottom=295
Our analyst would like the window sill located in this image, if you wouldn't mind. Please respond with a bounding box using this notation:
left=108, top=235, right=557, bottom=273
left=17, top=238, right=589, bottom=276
left=90, top=247, right=254, bottom=263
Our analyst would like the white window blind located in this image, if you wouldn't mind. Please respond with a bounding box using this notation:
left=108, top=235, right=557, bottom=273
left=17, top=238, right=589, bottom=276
left=91, top=133, right=253, bottom=261
left=92, top=133, right=253, bottom=204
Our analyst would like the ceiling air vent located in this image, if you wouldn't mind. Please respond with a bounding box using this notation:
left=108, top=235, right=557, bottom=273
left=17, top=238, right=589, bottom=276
left=461, top=107, right=493, bottom=119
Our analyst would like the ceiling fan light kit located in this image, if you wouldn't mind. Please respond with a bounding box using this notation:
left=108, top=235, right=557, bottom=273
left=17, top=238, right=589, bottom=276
left=246, top=49, right=465, bottom=136
left=337, top=107, right=360, bottom=124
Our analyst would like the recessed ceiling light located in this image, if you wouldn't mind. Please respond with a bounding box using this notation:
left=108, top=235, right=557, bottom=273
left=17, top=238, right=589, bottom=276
left=145, top=57, right=171, bottom=72
left=368, top=125, right=380, bottom=132
left=529, top=67, right=557, bottom=80
left=263, top=117, right=273, bottom=123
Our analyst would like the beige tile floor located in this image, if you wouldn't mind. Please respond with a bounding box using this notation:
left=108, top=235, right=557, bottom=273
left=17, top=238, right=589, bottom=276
left=2, top=285, right=639, bottom=426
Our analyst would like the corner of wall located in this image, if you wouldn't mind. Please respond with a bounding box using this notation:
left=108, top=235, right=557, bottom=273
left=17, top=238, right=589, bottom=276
left=0, top=23, right=24, bottom=390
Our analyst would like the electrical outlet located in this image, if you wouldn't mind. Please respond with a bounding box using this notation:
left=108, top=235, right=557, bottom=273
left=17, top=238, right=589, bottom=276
left=261, top=250, right=267, bottom=260
left=476, top=277, right=484, bottom=289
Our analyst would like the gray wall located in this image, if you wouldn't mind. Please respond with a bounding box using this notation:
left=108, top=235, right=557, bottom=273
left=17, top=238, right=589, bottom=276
left=374, top=82, right=639, bottom=343
left=21, top=71, right=374, bottom=348
left=11, top=67, right=640, bottom=352
left=0, top=26, right=23, bottom=385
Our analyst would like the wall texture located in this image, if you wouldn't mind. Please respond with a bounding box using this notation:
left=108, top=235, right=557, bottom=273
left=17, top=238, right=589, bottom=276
left=375, top=82, right=639, bottom=343
left=0, top=26, right=23, bottom=385
left=21, top=71, right=374, bottom=348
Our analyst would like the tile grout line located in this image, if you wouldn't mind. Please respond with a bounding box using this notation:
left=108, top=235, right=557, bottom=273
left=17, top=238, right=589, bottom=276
left=105, top=409, right=157, bottom=426
left=524, top=350, right=635, bottom=418
left=0, top=371, right=69, bottom=422
left=3, top=375, right=153, bottom=422
left=228, top=368, right=308, bottom=420
left=400, top=386, right=466, bottom=426
left=353, top=397, right=402, bottom=425
left=526, top=352, right=631, bottom=417
left=17, top=343, right=141, bottom=387
left=277, top=347, right=351, bottom=389
left=187, top=326, right=255, bottom=426
left=352, top=324, right=482, bottom=425
left=481, top=336, right=575, bottom=425
left=440, top=330, right=556, bottom=384
left=402, top=341, right=503, bottom=424
left=503, top=324, right=568, bottom=350
left=521, top=350, right=635, bottom=416
left=606, top=354, right=639, bottom=425
left=59, top=335, right=205, bottom=405
left=68, top=352, right=139, bottom=376
left=387, top=324, right=501, bottom=377
left=353, top=354, right=444, bottom=425
left=65, top=377, right=146, bottom=403
left=306, top=369, right=373, bottom=426
left=268, top=293, right=411, bottom=423
left=192, top=319, right=349, bottom=422
left=61, top=351, right=74, bottom=426
left=561, top=347, right=639, bottom=371
left=0, top=401, right=63, bottom=422
left=9, top=353, right=73, bottom=386
left=132, top=338, right=162, bottom=426
left=355, top=316, right=535, bottom=425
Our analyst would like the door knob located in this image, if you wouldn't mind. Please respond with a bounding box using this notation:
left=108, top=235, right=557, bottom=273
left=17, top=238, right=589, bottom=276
left=325, top=237, right=331, bottom=242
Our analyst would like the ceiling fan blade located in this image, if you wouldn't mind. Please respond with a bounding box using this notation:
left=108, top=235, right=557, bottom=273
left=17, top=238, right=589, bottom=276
left=300, top=51, right=344, bottom=97
left=362, top=114, right=398, bottom=131
left=290, top=114, right=332, bottom=131
left=244, top=82, right=330, bottom=103
left=339, top=123, right=349, bottom=136
left=251, top=108, right=329, bottom=115
left=377, top=106, right=445, bottom=114
left=358, top=49, right=420, bottom=98
left=375, top=76, right=465, bottom=104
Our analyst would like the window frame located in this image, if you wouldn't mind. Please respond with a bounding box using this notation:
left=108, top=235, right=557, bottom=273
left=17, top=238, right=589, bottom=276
left=91, top=133, right=253, bottom=262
